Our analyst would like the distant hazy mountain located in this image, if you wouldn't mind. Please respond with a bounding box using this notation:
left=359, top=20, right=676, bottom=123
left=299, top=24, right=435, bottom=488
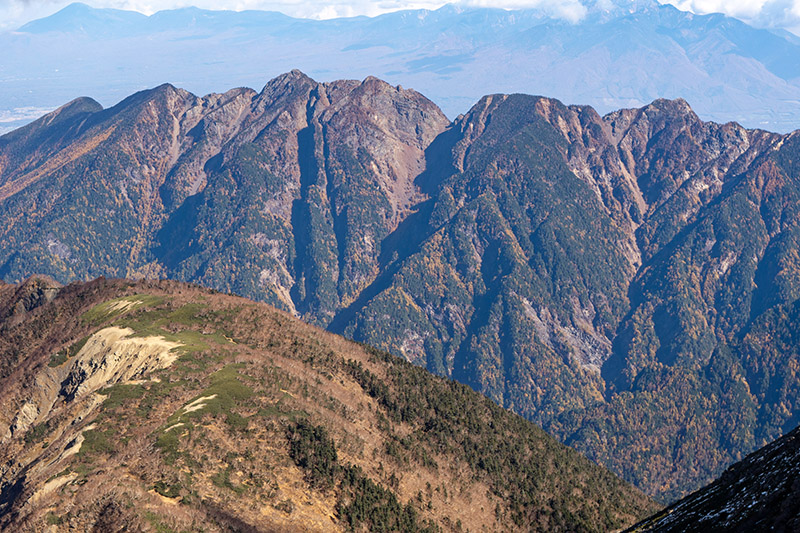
left=2, top=0, right=800, bottom=134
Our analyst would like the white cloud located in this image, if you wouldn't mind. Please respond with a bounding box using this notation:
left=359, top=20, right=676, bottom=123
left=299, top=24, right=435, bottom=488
left=661, top=0, right=800, bottom=33
left=462, top=0, right=587, bottom=22
left=666, top=0, right=767, bottom=19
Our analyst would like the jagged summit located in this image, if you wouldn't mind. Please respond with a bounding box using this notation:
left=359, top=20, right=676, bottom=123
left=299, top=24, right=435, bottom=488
left=0, top=274, right=61, bottom=321
left=260, top=69, right=315, bottom=92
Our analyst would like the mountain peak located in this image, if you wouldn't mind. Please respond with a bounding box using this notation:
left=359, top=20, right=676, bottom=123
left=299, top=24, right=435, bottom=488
left=58, top=2, right=92, bottom=13
left=641, top=97, right=699, bottom=120
left=46, top=96, right=103, bottom=121
left=0, top=96, right=102, bottom=147
left=260, top=69, right=317, bottom=93
left=19, top=2, right=147, bottom=34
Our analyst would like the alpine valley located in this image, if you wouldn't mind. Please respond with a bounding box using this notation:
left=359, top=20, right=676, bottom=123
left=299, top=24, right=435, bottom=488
left=3, top=70, right=800, bottom=507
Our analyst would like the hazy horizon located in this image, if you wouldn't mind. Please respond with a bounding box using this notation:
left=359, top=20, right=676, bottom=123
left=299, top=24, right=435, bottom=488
left=3, top=0, right=800, bottom=135
left=3, top=0, right=800, bottom=36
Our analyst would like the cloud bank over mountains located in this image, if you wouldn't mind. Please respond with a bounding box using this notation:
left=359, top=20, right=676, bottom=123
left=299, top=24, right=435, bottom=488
left=2, top=0, right=800, bottom=134
left=2, top=0, right=800, bottom=33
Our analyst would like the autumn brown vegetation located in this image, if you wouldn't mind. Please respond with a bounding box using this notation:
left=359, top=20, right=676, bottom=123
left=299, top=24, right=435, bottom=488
left=0, top=277, right=656, bottom=532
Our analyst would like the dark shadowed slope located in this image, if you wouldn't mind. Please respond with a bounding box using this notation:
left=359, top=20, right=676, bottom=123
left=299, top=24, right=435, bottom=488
left=629, top=423, right=800, bottom=531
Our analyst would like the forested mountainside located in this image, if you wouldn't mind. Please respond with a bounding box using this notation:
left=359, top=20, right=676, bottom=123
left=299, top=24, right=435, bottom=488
left=0, top=276, right=656, bottom=532
left=0, top=70, right=449, bottom=324
left=2, top=72, right=800, bottom=501
left=629, top=423, right=800, bottom=531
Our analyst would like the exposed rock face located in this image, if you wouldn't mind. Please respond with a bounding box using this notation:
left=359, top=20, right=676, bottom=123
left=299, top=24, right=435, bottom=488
left=1, top=326, right=181, bottom=444
left=2, top=74, right=800, bottom=501
left=0, top=276, right=62, bottom=325
left=58, top=326, right=182, bottom=401
left=537, top=97, right=780, bottom=263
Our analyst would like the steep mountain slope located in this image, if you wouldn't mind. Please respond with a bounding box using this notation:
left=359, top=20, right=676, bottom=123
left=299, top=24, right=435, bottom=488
left=3, top=74, right=800, bottom=502
left=336, top=91, right=800, bottom=500
left=339, top=94, right=637, bottom=420
left=0, top=276, right=656, bottom=532
left=3, top=1, right=800, bottom=134
left=0, top=70, right=449, bottom=324
left=629, top=423, right=800, bottom=531
left=549, top=111, right=800, bottom=498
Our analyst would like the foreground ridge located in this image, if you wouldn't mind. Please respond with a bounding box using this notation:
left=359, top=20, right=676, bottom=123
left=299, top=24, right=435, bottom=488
left=0, top=276, right=656, bottom=531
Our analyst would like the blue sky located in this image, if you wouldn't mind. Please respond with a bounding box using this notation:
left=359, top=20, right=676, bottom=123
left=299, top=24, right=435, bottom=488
left=2, top=0, right=800, bottom=34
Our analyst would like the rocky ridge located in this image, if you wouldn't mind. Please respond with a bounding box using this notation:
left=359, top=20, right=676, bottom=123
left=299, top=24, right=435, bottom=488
left=2, top=74, right=800, bottom=501
left=0, top=70, right=449, bottom=323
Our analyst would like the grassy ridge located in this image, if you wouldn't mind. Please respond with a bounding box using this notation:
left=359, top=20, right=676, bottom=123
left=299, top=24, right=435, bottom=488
left=0, top=278, right=656, bottom=532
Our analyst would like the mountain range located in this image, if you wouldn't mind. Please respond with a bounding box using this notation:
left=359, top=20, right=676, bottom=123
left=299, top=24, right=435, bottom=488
left=3, top=1, right=800, bottom=135
left=3, top=71, right=800, bottom=504
left=0, top=275, right=657, bottom=531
